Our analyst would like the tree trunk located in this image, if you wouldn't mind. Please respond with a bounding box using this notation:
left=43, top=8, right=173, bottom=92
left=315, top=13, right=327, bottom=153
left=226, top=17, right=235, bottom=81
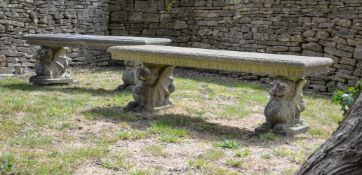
left=297, top=92, right=362, bottom=175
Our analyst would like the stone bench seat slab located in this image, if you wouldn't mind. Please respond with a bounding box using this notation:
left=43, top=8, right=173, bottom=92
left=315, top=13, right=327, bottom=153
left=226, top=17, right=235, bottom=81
left=108, top=45, right=333, bottom=80
left=23, top=34, right=171, bottom=86
left=24, top=34, right=171, bottom=49
left=108, top=45, right=334, bottom=136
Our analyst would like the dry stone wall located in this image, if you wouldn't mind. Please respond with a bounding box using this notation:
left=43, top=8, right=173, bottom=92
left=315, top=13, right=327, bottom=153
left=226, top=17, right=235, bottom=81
left=109, top=0, right=362, bottom=92
left=0, top=0, right=361, bottom=92
left=0, top=0, right=110, bottom=75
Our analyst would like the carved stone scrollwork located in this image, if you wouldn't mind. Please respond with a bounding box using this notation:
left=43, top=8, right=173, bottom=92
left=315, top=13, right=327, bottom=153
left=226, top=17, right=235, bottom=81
left=29, top=46, right=73, bottom=85
left=255, top=77, right=309, bottom=136
left=117, top=60, right=143, bottom=90
left=126, top=63, right=176, bottom=113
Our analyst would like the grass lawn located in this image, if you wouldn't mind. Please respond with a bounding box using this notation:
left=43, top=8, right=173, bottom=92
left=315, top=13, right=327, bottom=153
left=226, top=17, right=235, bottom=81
left=0, top=67, right=343, bottom=175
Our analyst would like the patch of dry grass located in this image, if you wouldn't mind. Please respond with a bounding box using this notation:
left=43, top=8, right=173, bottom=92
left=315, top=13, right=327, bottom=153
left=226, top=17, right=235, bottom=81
left=0, top=67, right=343, bottom=175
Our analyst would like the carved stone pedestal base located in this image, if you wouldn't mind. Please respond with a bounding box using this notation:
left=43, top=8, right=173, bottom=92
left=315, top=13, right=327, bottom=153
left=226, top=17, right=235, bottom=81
left=30, top=46, right=73, bottom=85
left=29, top=76, right=74, bottom=85
left=125, top=63, right=175, bottom=113
left=255, top=122, right=310, bottom=136
left=255, top=77, right=309, bottom=136
left=117, top=60, right=142, bottom=91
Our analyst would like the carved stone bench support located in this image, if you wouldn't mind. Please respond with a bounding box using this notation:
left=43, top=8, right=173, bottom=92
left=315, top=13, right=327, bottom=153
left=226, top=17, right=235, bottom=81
left=30, top=46, right=73, bottom=85
left=117, top=60, right=143, bottom=90
left=126, top=63, right=176, bottom=113
left=255, top=77, right=309, bottom=136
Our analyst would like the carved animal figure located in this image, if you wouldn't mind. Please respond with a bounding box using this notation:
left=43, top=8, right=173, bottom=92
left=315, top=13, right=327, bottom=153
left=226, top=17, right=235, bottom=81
left=263, top=78, right=306, bottom=131
left=121, top=61, right=142, bottom=88
left=34, top=47, right=69, bottom=79
left=127, top=64, right=175, bottom=112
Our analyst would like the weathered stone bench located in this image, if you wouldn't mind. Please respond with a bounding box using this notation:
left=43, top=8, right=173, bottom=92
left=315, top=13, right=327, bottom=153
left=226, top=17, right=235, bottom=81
left=108, top=45, right=334, bottom=136
left=23, top=34, right=171, bottom=87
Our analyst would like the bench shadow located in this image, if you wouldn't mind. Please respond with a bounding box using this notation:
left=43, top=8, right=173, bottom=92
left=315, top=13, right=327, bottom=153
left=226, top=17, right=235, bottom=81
left=1, top=82, right=126, bottom=97
left=83, top=106, right=304, bottom=146
left=174, top=68, right=332, bottom=100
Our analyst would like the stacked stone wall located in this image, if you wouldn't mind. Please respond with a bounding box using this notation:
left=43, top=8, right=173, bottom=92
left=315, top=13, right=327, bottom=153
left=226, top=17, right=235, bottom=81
left=0, top=0, right=110, bottom=74
left=110, top=0, right=362, bottom=92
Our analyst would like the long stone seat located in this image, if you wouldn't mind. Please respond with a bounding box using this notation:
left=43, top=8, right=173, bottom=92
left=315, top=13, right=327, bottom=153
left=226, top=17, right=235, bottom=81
left=108, top=45, right=334, bottom=136
left=23, top=34, right=171, bottom=86
left=24, top=34, right=171, bottom=49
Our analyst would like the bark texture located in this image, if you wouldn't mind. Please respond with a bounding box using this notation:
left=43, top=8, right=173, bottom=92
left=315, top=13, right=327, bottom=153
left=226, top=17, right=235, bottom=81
left=297, top=92, right=362, bottom=175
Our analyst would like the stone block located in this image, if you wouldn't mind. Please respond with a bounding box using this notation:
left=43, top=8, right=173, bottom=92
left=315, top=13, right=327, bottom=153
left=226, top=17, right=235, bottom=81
left=310, top=84, right=327, bottom=92
left=302, top=50, right=324, bottom=57
left=6, top=57, right=18, bottom=63
left=128, top=12, right=143, bottom=22
left=290, top=35, right=303, bottom=42
left=0, top=24, right=5, bottom=33
left=325, top=47, right=353, bottom=58
left=333, top=18, right=352, bottom=27
left=194, top=0, right=206, bottom=6
left=302, top=42, right=323, bottom=52
left=111, top=11, right=127, bottom=22
left=353, top=45, right=362, bottom=60
left=335, top=72, right=359, bottom=80
left=278, top=33, right=291, bottom=42
left=160, top=14, right=172, bottom=23
left=347, top=39, right=362, bottom=46
left=197, top=20, right=218, bottom=26
left=0, top=67, right=15, bottom=74
left=332, top=36, right=347, bottom=44
left=335, top=28, right=354, bottom=39
left=213, top=0, right=225, bottom=6
left=319, top=41, right=335, bottom=48
left=143, top=13, right=160, bottom=23
left=303, top=30, right=315, bottom=37
left=266, top=46, right=288, bottom=52
left=316, top=31, right=329, bottom=40
left=135, top=0, right=158, bottom=12
left=180, top=0, right=195, bottom=7
left=0, top=55, right=5, bottom=62
left=0, top=19, right=24, bottom=27
left=339, top=57, right=356, bottom=66
left=336, top=43, right=354, bottom=52
left=253, top=33, right=269, bottom=41
left=174, top=20, right=188, bottom=29
left=354, top=69, right=362, bottom=77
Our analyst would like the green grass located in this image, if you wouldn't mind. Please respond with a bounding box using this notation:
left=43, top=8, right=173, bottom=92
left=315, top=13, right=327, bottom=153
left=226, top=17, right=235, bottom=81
left=272, top=147, right=307, bottom=163
left=12, top=132, right=53, bottom=148
left=225, top=159, right=244, bottom=168
left=259, top=132, right=280, bottom=142
left=188, top=158, right=208, bottom=169
left=199, top=149, right=225, bottom=161
left=215, top=140, right=241, bottom=149
left=102, top=153, right=132, bottom=171
left=127, top=167, right=160, bottom=175
left=150, top=120, right=188, bottom=143
left=0, top=68, right=343, bottom=174
left=234, top=148, right=251, bottom=158
left=117, top=130, right=149, bottom=140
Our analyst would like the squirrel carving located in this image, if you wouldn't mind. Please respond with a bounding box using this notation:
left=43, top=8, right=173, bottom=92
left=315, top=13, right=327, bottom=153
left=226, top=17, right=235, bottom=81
left=126, top=64, right=175, bottom=112
left=34, top=47, right=69, bottom=79
left=263, top=78, right=306, bottom=131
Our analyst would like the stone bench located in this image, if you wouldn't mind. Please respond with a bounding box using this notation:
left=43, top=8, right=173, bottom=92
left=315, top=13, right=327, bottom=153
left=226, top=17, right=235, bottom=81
left=108, top=45, right=334, bottom=136
left=23, top=34, right=171, bottom=87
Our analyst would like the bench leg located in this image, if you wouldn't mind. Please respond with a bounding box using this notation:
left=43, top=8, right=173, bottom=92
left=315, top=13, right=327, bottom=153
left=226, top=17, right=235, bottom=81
left=29, top=46, right=73, bottom=85
left=117, top=61, right=142, bottom=90
left=255, top=77, right=309, bottom=136
left=126, top=63, right=175, bottom=113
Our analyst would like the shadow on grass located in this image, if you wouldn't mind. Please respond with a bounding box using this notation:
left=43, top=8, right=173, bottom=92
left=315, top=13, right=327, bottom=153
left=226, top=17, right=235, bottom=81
left=1, top=82, right=126, bottom=96
left=83, top=106, right=303, bottom=145
left=174, top=68, right=332, bottom=100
